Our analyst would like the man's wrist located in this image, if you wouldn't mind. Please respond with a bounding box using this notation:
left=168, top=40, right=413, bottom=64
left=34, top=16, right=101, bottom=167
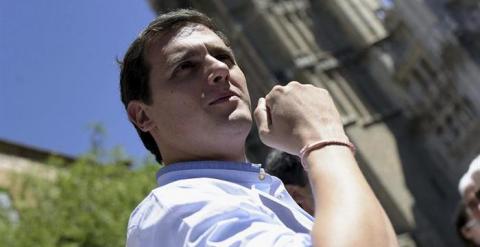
left=300, top=140, right=355, bottom=171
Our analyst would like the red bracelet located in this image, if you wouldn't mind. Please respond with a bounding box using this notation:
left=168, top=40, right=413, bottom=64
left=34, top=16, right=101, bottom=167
left=299, top=140, right=356, bottom=170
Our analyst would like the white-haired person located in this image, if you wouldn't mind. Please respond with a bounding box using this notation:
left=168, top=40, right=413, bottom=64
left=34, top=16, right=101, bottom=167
left=459, top=155, right=480, bottom=220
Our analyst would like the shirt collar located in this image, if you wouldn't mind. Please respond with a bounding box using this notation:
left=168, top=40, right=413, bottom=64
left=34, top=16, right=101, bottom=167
left=156, top=160, right=269, bottom=187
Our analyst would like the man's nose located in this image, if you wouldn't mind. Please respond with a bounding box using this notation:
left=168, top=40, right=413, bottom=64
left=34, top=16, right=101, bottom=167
left=206, top=55, right=229, bottom=85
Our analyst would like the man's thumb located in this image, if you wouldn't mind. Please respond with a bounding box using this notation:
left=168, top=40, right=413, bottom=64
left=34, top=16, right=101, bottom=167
left=254, top=97, right=270, bottom=137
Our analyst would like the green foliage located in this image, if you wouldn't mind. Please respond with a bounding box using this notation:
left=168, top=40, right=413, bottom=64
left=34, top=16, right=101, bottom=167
left=0, top=155, right=159, bottom=247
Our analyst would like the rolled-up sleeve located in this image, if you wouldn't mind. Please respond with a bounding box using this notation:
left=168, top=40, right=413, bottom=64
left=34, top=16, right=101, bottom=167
left=127, top=179, right=312, bottom=247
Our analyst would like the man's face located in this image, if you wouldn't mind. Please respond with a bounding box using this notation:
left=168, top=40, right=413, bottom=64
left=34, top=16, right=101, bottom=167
left=465, top=187, right=480, bottom=219
left=285, top=184, right=315, bottom=216
left=463, top=209, right=480, bottom=245
left=142, top=24, right=252, bottom=164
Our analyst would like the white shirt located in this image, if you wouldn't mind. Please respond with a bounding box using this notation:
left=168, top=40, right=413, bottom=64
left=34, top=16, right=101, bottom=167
left=126, top=161, right=313, bottom=247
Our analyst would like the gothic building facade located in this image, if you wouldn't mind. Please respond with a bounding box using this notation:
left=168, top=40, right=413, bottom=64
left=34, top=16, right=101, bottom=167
left=148, top=1, right=480, bottom=246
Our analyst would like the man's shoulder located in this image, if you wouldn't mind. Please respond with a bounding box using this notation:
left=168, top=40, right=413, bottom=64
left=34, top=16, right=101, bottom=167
left=126, top=176, right=267, bottom=245
left=128, top=177, right=259, bottom=226
left=141, top=177, right=256, bottom=207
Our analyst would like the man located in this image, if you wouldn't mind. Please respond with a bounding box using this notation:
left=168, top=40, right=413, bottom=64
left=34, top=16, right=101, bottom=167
left=455, top=202, right=480, bottom=246
left=265, top=150, right=314, bottom=216
left=457, top=155, right=480, bottom=246
left=459, top=155, right=480, bottom=219
left=120, top=9, right=397, bottom=246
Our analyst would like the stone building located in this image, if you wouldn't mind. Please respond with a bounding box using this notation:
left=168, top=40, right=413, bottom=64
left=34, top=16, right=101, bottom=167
left=387, top=0, right=480, bottom=185
left=147, top=0, right=480, bottom=246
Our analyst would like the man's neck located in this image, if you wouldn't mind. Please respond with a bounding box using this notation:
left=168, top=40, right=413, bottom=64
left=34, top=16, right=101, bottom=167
left=163, top=149, right=248, bottom=166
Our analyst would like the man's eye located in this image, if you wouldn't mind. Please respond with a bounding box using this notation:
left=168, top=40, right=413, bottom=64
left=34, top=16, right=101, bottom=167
left=178, top=61, right=196, bottom=70
left=215, top=54, right=235, bottom=65
left=171, top=61, right=197, bottom=79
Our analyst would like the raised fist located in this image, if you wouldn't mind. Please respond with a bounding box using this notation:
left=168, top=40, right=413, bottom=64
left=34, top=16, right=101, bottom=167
left=254, top=81, right=348, bottom=155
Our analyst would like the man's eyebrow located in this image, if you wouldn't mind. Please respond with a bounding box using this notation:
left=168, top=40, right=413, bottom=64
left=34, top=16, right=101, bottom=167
left=165, top=45, right=235, bottom=69
left=208, top=45, right=235, bottom=57
left=165, top=50, right=197, bottom=69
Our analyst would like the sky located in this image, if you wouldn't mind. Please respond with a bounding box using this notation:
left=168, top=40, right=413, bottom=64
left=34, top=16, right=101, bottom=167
left=0, top=0, right=156, bottom=161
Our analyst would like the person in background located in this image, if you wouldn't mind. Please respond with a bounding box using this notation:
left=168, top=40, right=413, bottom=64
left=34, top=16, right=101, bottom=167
left=459, top=155, right=480, bottom=219
left=455, top=202, right=480, bottom=246
left=265, top=150, right=314, bottom=215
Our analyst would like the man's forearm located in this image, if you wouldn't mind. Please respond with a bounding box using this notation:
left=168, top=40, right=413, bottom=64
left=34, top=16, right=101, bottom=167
left=253, top=82, right=397, bottom=246
left=306, top=145, right=398, bottom=247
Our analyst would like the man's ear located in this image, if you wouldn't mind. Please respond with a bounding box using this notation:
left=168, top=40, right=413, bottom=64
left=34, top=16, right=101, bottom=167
left=127, top=100, right=155, bottom=132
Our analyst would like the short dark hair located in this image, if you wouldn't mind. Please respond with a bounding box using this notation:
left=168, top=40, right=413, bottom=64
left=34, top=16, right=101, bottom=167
left=264, top=150, right=308, bottom=187
left=119, top=9, right=230, bottom=163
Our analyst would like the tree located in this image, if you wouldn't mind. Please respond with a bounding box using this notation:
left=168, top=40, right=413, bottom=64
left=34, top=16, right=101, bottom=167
left=0, top=154, right=159, bottom=247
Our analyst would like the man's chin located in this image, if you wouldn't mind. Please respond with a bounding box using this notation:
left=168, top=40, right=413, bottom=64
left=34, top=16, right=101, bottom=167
left=211, top=113, right=250, bottom=139
left=228, top=111, right=253, bottom=128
